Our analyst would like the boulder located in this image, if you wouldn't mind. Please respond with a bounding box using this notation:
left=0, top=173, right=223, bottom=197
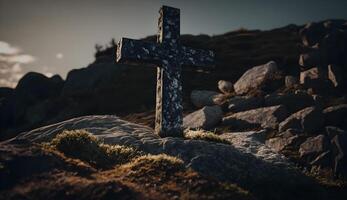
left=279, top=106, right=324, bottom=133
left=233, top=61, right=278, bottom=95
left=265, top=92, right=314, bottom=113
left=331, top=132, right=347, bottom=176
left=300, top=67, right=326, bottom=84
left=328, top=64, right=343, bottom=87
left=323, top=104, right=347, bottom=127
left=227, top=96, right=264, bottom=113
left=284, top=76, right=299, bottom=88
left=222, top=105, right=289, bottom=130
left=217, top=80, right=234, bottom=94
left=266, top=129, right=305, bottom=152
left=298, top=49, right=326, bottom=68
left=183, top=105, right=223, bottom=130
left=299, top=22, right=327, bottom=46
left=190, top=90, right=225, bottom=108
left=299, top=135, right=328, bottom=160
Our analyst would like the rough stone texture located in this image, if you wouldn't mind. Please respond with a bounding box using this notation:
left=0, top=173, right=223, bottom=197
left=299, top=67, right=333, bottom=92
left=116, top=6, right=215, bottom=137
left=264, top=92, right=315, bottom=113
left=9, top=114, right=323, bottom=199
left=328, top=64, right=343, bottom=87
left=299, top=135, right=328, bottom=160
left=183, top=105, right=223, bottom=130
left=233, top=61, right=278, bottom=95
left=227, top=96, right=264, bottom=113
left=190, top=90, right=224, bottom=108
left=222, top=105, right=289, bottom=130
left=217, top=80, right=234, bottom=94
left=266, top=129, right=305, bottom=152
left=279, top=107, right=324, bottom=133
left=323, top=104, right=347, bottom=127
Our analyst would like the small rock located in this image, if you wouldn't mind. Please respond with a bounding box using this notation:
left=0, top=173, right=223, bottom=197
left=328, top=64, right=343, bottom=87
left=266, top=129, right=305, bottom=152
left=183, top=105, right=223, bottom=130
left=284, top=76, right=299, bottom=88
left=217, top=80, right=234, bottom=94
left=227, top=96, right=264, bottom=113
left=190, top=90, right=225, bottom=108
left=222, top=105, right=289, bottom=130
left=299, top=134, right=328, bottom=160
left=234, top=61, right=278, bottom=95
left=323, top=104, right=347, bottom=126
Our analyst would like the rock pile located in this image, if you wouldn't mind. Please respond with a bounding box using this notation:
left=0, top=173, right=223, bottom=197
left=299, top=20, right=347, bottom=93
left=184, top=57, right=347, bottom=179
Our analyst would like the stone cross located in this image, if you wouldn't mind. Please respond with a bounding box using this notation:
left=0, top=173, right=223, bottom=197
left=116, top=6, right=215, bottom=137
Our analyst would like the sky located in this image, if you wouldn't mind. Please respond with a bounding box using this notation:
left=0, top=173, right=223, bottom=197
left=1, top=0, right=347, bottom=88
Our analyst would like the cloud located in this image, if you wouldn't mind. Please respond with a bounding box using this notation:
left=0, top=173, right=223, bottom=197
left=0, top=41, right=36, bottom=88
left=0, top=41, right=20, bottom=55
left=56, top=53, right=63, bottom=59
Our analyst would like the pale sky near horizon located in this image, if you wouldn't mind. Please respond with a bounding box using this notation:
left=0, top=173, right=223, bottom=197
left=1, top=0, right=347, bottom=88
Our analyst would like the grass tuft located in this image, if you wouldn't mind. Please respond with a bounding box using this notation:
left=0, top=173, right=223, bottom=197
left=184, top=129, right=231, bottom=144
left=50, top=130, right=140, bottom=168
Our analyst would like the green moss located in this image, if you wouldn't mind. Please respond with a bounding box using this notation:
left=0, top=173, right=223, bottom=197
left=122, top=154, right=184, bottom=174
left=50, top=130, right=140, bottom=168
left=184, top=129, right=231, bottom=144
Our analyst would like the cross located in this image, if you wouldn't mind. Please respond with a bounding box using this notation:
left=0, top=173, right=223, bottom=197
left=116, top=6, right=215, bottom=137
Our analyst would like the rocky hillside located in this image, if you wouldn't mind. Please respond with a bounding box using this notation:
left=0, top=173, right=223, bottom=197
left=0, top=22, right=301, bottom=140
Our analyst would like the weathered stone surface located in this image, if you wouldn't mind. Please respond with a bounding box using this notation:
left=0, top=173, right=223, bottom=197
left=217, top=80, right=234, bottom=94
left=227, top=96, right=264, bottom=113
left=233, top=61, right=278, bottom=95
left=183, top=105, right=223, bottom=130
left=265, top=92, right=314, bottom=113
left=328, top=64, right=343, bottom=87
left=266, top=129, right=305, bottom=152
left=299, top=135, right=328, bottom=160
left=222, top=105, right=289, bottom=130
left=279, top=106, right=324, bottom=133
left=284, top=76, right=299, bottom=88
left=323, top=104, right=347, bottom=127
left=10, top=115, right=322, bottom=199
left=190, top=90, right=224, bottom=108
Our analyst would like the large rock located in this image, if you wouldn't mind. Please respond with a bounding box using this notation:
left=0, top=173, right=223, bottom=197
left=222, top=105, right=289, bottom=130
left=227, top=96, right=264, bottom=113
left=323, top=104, right=347, bottom=127
left=266, top=129, right=305, bottom=152
left=299, top=67, right=333, bottom=92
left=183, top=105, right=223, bottom=130
left=217, top=80, right=234, bottom=94
left=279, top=106, right=324, bottom=133
left=265, top=92, right=315, bottom=113
left=9, top=115, right=325, bottom=200
left=233, top=61, right=278, bottom=95
left=299, top=134, right=328, bottom=160
left=190, top=90, right=225, bottom=108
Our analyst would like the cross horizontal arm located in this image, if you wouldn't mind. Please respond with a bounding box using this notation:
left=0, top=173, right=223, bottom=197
left=117, top=38, right=164, bottom=64
left=180, top=46, right=215, bottom=68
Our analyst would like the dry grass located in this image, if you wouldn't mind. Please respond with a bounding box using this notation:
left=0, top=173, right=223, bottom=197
left=50, top=130, right=141, bottom=168
left=184, top=129, right=231, bottom=144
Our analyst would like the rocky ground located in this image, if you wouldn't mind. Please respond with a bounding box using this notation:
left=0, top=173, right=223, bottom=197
left=1, top=19, right=347, bottom=199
